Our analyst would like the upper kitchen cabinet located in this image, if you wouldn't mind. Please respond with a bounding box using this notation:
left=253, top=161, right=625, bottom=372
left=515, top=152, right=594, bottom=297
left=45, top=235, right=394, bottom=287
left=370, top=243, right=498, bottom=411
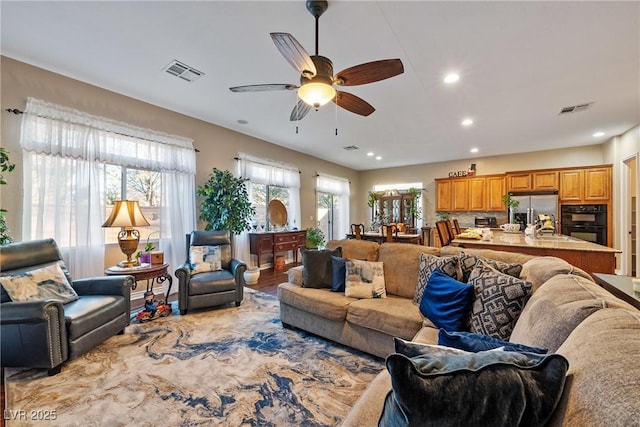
left=436, top=179, right=452, bottom=211
left=560, top=166, right=611, bottom=203
left=506, top=170, right=559, bottom=192
left=468, top=177, right=487, bottom=211
left=451, top=179, right=470, bottom=211
left=486, top=175, right=506, bottom=211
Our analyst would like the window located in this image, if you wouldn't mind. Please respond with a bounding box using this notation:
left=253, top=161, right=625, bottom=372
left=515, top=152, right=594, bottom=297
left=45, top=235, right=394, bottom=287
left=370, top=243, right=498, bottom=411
left=250, top=183, right=291, bottom=231
left=105, top=165, right=161, bottom=243
left=316, top=174, right=350, bottom=241
left=21, top=97, right=196, bottom=279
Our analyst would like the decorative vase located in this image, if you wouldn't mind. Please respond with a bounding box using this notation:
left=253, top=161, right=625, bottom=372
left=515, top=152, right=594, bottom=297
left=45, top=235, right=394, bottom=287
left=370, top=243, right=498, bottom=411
left=139, top=252, right=151, bottom=264
left=244, top=268, right=260, bottom=285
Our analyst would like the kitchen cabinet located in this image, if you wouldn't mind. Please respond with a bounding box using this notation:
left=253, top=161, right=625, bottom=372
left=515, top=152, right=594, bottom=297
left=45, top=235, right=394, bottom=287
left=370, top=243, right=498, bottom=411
left=506, top=170, right=559, bottom=192
left=451, top=179, right=470, bottom=211
left=486, top=175, right=506, bottom=211
left=468, top=177, right=486, bottom=211
left=560, top=166, right=611, bottom=203
left=436, top=180, right=452, bottom=211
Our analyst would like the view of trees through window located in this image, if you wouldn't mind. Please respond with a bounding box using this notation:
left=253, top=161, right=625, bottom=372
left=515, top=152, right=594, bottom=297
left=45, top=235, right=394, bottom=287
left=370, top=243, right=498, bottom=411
left=105, top=165, right=161, bottom=243
left=250, top=183, right=289, bottom=231
left=317, top=191, right=340, bottom=240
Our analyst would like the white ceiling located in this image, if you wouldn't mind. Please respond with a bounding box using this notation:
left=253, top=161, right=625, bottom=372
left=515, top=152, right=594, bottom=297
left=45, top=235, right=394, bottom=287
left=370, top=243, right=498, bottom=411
left=2, top=1, right=639, bottom=171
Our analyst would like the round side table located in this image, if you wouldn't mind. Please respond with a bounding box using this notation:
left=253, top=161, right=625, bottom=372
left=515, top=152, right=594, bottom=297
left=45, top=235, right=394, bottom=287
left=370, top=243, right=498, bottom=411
left=105, top=263, right=173, bottom=297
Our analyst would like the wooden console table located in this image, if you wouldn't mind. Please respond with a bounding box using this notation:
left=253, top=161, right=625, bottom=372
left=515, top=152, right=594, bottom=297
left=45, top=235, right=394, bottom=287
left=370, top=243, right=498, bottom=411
left=249, top=230, right=306, bottom=269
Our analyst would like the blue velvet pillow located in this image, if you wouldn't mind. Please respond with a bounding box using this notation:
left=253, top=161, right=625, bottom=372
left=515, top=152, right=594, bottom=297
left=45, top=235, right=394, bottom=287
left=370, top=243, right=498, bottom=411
left=419, top=268, right=474, bottom=332
left=331, top=256, right=346, bottom=292
left=438, top=330, right=548, bottom=354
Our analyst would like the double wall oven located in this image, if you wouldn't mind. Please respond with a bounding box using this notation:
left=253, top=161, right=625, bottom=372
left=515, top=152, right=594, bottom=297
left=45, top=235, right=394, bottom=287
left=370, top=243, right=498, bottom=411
left=560, top=204, right=607, bottom=246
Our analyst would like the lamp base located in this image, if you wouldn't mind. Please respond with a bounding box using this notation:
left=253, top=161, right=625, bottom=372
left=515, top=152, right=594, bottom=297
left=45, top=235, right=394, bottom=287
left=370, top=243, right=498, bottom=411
left=117, top=259, right=140, bottom=268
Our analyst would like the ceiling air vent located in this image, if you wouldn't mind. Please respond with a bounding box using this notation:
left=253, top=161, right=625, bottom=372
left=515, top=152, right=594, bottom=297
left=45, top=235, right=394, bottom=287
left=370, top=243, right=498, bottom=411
left=163, top=60, right=204, bottom=82
left=559, top=102, right=593, bottom=115
left=343, top=145, right=360, bottom=151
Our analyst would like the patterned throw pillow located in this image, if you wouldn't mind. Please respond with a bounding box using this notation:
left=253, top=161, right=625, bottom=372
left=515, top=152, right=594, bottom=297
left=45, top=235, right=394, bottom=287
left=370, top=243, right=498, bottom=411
left=0, top=261, right=79, bottom=304
left=458, top=252, right=523, bottom=283
left=467, top=261, right=533, bottom=340
left=345, top=259, right=386, bottom=299
left=413, top=254, right=459, bottom=304
left=190, top=245, right=222, bottom=275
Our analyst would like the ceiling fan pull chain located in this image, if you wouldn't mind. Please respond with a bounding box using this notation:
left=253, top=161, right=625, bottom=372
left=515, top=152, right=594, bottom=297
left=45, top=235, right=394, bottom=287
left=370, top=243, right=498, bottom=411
left=335, top=100, right=338, bottom=136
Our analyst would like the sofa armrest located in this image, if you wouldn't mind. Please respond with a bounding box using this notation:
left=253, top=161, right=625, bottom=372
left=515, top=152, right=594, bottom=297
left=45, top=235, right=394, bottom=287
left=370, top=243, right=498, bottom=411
left=1, top=300, right=68, bottom=369
left=73, top=275, right=134, bottom=298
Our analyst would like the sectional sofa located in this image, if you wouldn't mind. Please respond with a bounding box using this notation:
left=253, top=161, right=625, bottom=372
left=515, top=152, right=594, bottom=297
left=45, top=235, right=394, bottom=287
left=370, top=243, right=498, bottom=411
left=277, top=239, right=640, bottom=426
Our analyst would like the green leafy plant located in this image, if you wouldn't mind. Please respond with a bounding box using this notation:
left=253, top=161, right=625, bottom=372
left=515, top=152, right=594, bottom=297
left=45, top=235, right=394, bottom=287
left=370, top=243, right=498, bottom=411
left=407, top=187, right=423, bottom=222
left=306, top=227, right=325, bottom=249
left=0, top=148, right=16, bottom=245
left=367, top=191, right=378, bottom=208
left=197, top=168, right=255, bottom=234
left=502, top=194, right=520, bottom=211
left=436, top=211, right=450, bottom=221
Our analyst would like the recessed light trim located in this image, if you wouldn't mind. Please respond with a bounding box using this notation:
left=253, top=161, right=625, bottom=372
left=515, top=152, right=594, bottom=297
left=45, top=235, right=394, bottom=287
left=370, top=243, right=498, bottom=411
left=444, top=73, right=460, bottom=84
left=593, top=131, right=605, bottom=137
left=367, top=152, right=374, bottom=157
left=462, top=118, right=473, bottom=126
left=375, top=156, right=382, bottom=160
left=470, top=148, right=479, bottom=153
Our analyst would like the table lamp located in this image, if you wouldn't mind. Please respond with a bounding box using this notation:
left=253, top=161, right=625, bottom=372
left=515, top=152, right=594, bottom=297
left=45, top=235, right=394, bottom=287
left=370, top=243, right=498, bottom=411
left=102, top=200, right=150, bottom=268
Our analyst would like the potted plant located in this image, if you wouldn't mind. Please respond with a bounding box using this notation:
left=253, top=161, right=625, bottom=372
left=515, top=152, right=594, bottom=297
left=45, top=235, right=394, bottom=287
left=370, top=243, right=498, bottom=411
left=306, top=227, right=325, bottom=249
left=0, top=148, right=16, bottom=246
left=502, top=194, right=520, bottom=223
left=436, top=211, right=450, bottom=221
left=197, top=168, right=255, bottom=234
left=407, top=187, right=423, bottom=225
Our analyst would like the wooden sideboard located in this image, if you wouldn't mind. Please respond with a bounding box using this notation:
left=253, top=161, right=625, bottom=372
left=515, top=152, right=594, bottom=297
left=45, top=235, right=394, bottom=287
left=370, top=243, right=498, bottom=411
left=249, top=230, right=306, bottom=268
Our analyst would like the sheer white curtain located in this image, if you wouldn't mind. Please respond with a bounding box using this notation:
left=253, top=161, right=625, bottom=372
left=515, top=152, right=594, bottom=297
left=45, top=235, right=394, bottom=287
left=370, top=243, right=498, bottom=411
left=20, top=97, right=196, bottom=281
left=317, top=173, right=351, bottom=239
left=236, top=152, right=301, bottom=265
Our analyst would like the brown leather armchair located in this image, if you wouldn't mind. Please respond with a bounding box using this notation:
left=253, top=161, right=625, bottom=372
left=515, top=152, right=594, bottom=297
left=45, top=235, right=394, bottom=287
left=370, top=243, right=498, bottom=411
left=0, top=239, right=133, bottom=375
left=174, top=231, right=246, bottom=315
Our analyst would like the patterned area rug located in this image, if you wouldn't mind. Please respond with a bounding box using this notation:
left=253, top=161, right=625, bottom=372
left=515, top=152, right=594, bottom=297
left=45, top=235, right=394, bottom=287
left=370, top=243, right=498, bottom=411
left=4, top=289, right=383, bottom=426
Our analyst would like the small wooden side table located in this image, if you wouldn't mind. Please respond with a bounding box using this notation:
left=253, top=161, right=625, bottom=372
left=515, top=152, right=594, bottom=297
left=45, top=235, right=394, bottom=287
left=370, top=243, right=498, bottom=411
left=105, top=263, right=173, bottom=298
left=592, top=273, right=640, bottom=310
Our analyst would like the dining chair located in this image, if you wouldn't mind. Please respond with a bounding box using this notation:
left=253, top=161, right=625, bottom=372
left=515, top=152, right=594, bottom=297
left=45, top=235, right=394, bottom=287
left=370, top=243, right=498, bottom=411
left=435, top=221, right=452, bottom=246
left=452, top=219, right=462, bottom=235
left=350, top=223, right=365, bottom=240
left=382, top=224, right=398, bottom=243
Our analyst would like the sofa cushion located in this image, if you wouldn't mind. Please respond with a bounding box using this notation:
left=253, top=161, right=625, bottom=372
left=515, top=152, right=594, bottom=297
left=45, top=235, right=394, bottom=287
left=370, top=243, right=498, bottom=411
left=520, top=256, right=592, bottom=292
left=378, top=244, right=440, bottom=299
left=287, top=265, right=303, bottom=286
left=438, top=330, right=547, bottom=354
left=188, top=270, right=236, bottom=295
left=440, top=246, right=535, bottom=265
left=326, top=239, right=379, bottom=261
left=550, top=309, right=640, bottom=427
left=301, top=247, right=342, bottom=288
left=413, top=254, right=459, bottom=304
left=64, top=295, right=127, bottom=340
left=331, top=256, right=346, bottom=292
left=345, top=259, right=386, bottom=299
left=393, top=337, right=467, bottom=358
left=0, top=261, right=79, bottom=304
left=509, top=273, right=633, bottom=353
left=468, top=261, right=532, bottom=340
left=379, top=350, right=569, bottom=427
left=277, top=283, right=356, bottom=321
left=419, top=269, right=474, bottom=332
left=458, top=252, right=522, bottom=283
left=347, top=296, right=423, bottom=340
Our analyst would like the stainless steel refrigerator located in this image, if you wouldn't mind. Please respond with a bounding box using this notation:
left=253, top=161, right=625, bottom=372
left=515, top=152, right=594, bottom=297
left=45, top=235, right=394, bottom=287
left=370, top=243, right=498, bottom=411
left=509, top=193, right=559, bottom=230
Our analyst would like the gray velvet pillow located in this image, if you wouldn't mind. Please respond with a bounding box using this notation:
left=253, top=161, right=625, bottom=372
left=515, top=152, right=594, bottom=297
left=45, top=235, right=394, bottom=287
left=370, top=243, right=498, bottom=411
left=379, top=350, right=569, bottom=427
left=301, top=247, right=342, bottom=288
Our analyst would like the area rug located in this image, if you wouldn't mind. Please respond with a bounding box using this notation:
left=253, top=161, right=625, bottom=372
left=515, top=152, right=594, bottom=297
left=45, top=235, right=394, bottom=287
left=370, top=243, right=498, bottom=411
left=4, top=289, right=383, bottom=426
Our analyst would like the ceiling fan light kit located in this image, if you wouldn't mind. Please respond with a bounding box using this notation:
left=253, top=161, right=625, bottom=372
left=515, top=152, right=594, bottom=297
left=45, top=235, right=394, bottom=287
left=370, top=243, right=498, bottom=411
left=230, top=0, right=404, bottom=121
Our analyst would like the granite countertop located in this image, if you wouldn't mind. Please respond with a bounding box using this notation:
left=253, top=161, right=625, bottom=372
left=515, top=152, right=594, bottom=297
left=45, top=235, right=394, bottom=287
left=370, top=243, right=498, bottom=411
left=452, top=230, right=621, bottom=253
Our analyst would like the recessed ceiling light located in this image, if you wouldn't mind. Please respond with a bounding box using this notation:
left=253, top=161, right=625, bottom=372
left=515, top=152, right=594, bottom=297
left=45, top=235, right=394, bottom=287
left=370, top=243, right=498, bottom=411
left=237, top=119, right=249, bottom=125
left=593, top=131, right=605, bottom=137
left=444, top=73, right=460, bottom=84
left=462, top=118, right=473, bottom=126
left=367, top=152, right=374, bottom=156
left=376, top=156, right=382, bottom=160
left=470, top=148, right=479, bottom=153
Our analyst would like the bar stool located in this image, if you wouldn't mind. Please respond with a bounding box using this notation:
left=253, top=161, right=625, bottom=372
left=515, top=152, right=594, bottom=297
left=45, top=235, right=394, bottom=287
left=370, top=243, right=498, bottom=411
left=452, top=219, right=462, bottom=235
left=435, top=221, right=453, bottom=246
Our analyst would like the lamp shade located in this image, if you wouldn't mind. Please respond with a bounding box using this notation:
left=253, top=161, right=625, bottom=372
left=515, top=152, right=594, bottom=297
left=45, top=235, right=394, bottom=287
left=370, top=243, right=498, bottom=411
left=102, top=200, right=150, bottom=228
left=298, top=82, right=336, bottom=108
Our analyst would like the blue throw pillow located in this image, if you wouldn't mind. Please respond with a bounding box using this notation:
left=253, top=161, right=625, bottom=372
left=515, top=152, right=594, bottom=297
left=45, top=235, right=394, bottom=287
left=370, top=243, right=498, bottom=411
left=419, top=268, right=474, bottom=332
left=331, top=256, right=346, bottom=292
left=438, top=330, right=548, bottom=354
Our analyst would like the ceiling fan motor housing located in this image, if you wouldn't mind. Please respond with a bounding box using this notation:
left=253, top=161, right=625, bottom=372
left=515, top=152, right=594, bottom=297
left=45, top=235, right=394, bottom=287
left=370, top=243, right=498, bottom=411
left=300, top=55, right=333, bottom=86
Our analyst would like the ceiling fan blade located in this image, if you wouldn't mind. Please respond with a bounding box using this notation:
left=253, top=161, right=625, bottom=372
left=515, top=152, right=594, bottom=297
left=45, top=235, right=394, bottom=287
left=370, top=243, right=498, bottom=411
left=334, top=59, right=404, bottom=86
left=270, top=32, right=316, bottom=77
left=230, top=84, right=298, bottom=93
left=333, top=91, right=375, bottom=116
left=290, top=99, right=311, bottom=121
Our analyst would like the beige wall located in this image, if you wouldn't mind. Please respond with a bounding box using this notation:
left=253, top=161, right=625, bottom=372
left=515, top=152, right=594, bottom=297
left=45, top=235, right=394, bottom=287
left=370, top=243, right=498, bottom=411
left=0, top=56, right=359, bottom=269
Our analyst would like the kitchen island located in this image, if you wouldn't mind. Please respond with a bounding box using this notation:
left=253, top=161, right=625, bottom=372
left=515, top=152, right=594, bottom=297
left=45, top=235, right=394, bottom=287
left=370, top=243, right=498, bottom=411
left=452, top=230, right=620, bottom=275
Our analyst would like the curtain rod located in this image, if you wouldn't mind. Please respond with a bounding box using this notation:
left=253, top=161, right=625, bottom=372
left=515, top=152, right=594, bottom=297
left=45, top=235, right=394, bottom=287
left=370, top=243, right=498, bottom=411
left=5, top=108, right=23, bottom=115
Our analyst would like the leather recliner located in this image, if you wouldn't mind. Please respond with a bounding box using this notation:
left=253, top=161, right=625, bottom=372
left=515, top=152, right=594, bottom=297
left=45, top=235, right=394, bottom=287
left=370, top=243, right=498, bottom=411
left=0, top=238, right=133, bottom=375
left=175, top=230, right=246, bottom=315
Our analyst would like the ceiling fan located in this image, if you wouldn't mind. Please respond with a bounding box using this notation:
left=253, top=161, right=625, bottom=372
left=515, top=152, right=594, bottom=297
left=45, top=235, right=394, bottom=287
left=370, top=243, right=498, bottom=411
left=229, top=0, right=404, bottom=121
